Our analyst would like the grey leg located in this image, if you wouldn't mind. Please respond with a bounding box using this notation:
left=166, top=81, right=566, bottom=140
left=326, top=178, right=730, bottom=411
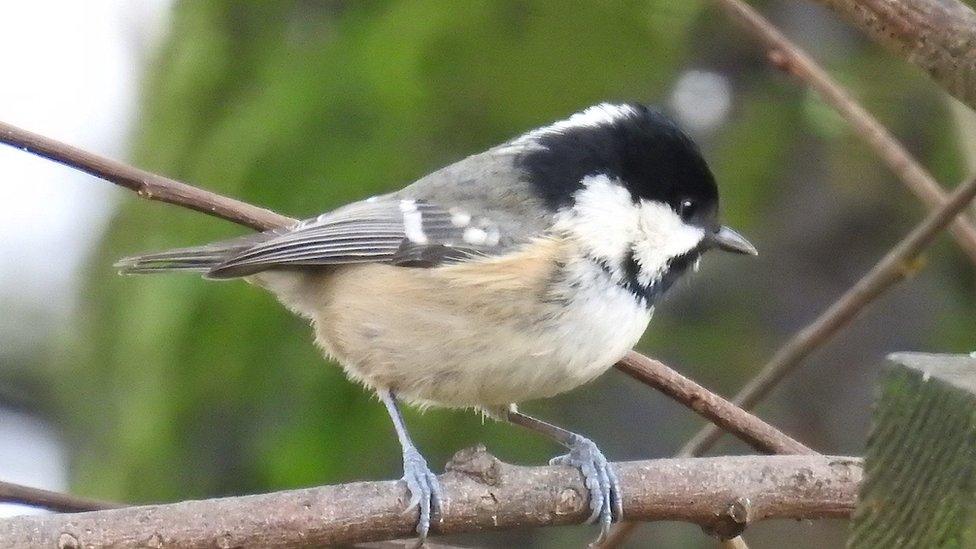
left=505, top=407, right=622, bottom=544
left=379, top=389, right=442, bottom=542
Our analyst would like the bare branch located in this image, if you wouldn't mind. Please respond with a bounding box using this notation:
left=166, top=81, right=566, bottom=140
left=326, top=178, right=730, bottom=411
left=680, top=174, right=976, bottom=457
left=811, top=0, right=976, bottom=111
left=714, top=0, right=976, bottom=265
left=613, top=352, right=814, bottom=455
left=0, top=449, right=862, bottom=547
left=0, top=481, right=120, bottom=513
left=0, top=121, right=294, bottom=232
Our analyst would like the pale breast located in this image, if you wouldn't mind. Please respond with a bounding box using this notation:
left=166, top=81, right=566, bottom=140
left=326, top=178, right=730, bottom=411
left=263, top=237, right=651, bottom=408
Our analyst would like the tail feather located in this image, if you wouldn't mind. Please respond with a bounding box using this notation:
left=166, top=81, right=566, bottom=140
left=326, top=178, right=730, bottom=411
left=115, top=246, right=239, bottom=274
left=115, top=233, right=273, bottom=276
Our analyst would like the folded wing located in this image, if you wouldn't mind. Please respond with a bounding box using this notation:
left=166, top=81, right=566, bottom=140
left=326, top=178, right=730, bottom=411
left=115, top=197, right=504, bottom=279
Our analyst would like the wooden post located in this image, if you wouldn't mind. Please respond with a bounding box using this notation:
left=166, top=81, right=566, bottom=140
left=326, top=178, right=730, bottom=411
left=849, top=352, right=976, bottom=548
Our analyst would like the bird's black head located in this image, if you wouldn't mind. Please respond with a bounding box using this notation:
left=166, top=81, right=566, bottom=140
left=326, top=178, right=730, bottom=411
left=510, top=103, right=756, bottom=305
left=514, top=103, right=720, bottom=230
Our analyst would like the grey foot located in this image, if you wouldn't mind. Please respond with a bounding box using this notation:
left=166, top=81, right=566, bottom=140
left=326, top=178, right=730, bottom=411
left=401, top=446, right=442, bottom=542
left=550, top=434, right=622, bottom=544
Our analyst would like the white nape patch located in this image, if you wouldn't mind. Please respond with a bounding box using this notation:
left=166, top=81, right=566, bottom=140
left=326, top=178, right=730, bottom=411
left=398, top=199, right=428, bottom=244
left=450, top=209, right=471, bottom=227
left=501, top=103, right=638, bottom=150
left=555, top=174, right=705, bottom=288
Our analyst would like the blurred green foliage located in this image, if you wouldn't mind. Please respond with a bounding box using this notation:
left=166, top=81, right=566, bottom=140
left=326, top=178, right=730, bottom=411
left=38, top=1, right=975, bottom=547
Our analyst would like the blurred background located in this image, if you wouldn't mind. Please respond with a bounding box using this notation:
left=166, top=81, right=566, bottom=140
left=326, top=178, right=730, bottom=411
left=1, top=1, right=974, bottom=547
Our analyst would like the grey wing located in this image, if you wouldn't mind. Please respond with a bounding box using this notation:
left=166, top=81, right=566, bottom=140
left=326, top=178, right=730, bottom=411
left=116, top=149, right=550, bottom=279
left=205, top=197, right=505, bottom=278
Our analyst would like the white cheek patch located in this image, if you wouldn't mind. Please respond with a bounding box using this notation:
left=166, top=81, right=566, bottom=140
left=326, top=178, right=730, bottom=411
left=554, top=175, right=639, bottom=267
left=557, top=174, right=705, bottom=287
left=398, top=200, right=428, bottom=244
left=631, top=201, right=704, bottom=285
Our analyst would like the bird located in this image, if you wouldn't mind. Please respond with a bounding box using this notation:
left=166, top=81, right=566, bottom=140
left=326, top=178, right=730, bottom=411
left=115, top=102, right=757, bottom=544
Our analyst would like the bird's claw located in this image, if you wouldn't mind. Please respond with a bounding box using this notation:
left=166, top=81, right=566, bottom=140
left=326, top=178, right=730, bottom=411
left=401, top=446, right=442, bottom=543
left=550, top=434, right=621, bottom=545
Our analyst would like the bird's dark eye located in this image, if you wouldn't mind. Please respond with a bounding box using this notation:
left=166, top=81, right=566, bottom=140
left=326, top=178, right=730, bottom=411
left=678, top=199, right=696, bottom=221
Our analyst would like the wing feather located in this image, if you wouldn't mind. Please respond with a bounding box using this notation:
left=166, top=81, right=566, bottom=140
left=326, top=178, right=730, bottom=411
left=206, top=198, right=502, bottom=278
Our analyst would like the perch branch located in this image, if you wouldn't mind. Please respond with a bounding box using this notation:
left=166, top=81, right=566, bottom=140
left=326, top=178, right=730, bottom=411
left=715, top=0, right=976, bottom=265
left=0, top=450, right=861, bottom=547
left=680, top=173, right=976, bottom=457
left=3, top=351, right=813, bottom=520
left=810, top=0, right=976, bottom=111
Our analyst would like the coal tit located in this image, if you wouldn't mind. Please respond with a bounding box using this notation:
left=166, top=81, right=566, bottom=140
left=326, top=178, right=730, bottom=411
left=117, top=103, right=756, bottom=543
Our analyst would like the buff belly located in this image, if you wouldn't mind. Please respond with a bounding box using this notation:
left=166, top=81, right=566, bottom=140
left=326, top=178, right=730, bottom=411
left=253, top=238, right=652, bottom=408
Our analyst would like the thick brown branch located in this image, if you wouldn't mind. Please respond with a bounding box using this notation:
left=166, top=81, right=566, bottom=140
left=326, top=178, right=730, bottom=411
left=0, top=482, right=120, bottom=513
left=811, top=0, right=976, bottom=111
left=0, top=121, right=294, bottom=232
left=680, top=174, right=976, bottom=457
left=715, top=0, right=976, bottom=265
left=0, top=449, right=861, bottom=547
left=613, top=352, right=814, bottom=455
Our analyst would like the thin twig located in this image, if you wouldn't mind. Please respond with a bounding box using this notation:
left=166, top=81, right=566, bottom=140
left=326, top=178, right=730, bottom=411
left=613, top=352, right=813, bottom=455
left=0, top=481, right=120, bottom=513
left=0, top=449, right=862, bottom=547
left=715, top=0, right=976, bottom=265
left=680, top=174, right=976, bottom=457
left=0, top=121, right=293, bottom=232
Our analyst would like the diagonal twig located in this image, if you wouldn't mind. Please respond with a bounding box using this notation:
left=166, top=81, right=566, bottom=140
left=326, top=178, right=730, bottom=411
left=0, top=122, right=291, bottom=232
left=613, top=352, right=813, bottom=455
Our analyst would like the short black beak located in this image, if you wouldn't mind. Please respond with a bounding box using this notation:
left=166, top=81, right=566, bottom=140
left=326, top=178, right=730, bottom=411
left=707, top=226, right=758, bottom=256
